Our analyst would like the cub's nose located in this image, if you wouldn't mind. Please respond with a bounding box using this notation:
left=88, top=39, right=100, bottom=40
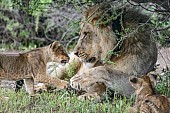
left=129, top=76, right=137, bottom=83
left=61, top=60, right=67, bottom=64
left=74, top=52, right=78, bottom=56
left=61, top=57, right=70, bottom=64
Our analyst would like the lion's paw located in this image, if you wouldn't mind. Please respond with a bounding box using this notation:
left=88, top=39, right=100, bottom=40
left=57, top=80, right=69, bottom=89
left=70, top=74, right=98, bottom=91
left=70, top=76, right=83, bottom=90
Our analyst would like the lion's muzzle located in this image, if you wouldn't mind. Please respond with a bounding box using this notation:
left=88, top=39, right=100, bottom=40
left=61, top=59, right=69, bottom=64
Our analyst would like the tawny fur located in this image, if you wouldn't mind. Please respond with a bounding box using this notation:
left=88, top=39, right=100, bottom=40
left=48, top=5, right=157, bottom=100
left=69, top=5, right=157, bottom=100
left=129, top=74, right=170, bottom=113
left=0, top=41, right=69, bottom=96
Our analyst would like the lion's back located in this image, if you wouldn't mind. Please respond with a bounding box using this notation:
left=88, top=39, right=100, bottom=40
left=0, top=53, right=32, bottom=80
left=141, top=95, right=170, bottom=113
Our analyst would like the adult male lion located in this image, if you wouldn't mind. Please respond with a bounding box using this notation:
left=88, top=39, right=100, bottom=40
left=69, top=5, right=158, bottom=99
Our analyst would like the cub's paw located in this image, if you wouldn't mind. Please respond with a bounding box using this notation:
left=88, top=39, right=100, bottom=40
left=57, top=80, right=69, bottom=89
left=78, top=92, right=101, bottom=101
left=34, top=83, right=47, bottom=93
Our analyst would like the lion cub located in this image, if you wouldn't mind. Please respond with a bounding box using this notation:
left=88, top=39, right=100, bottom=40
left=0, top=41, right=69, bottom=96
left=129, top=73, right=170, bottom=113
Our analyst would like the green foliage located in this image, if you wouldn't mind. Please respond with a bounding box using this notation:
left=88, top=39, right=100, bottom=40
left=66, top=63, right=77, bottom=78
left=0, top=43, right=15, bottom=51
left=156, top=71, right=170, bottom=96
left=102, top=50, right=120, bottom=65
left=29, top=0, right=52, bottom=15
left=0, top=0, right=13, bottom=9
left=0, top=0, right=54, bottom=49
left=29, top=0, right=52, bottom=32
left=102, top=58, right=114, bottom=65
left=0, top=42, right=37, bottom=51
left=68, top=20, right=81, bottom=36
left=151, top=14, right=170, bottom=46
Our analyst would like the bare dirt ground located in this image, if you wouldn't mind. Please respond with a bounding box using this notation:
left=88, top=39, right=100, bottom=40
left=156, top=47, right=170, bottom=73
left=0, top=47, right=170, bottom=90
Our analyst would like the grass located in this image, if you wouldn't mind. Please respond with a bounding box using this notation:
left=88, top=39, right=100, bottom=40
left=156, top=70, right=170, bottom=96
left=0, top=73, right=169, bottom=113
left=0, top=71, right=169, bottom=113
left=0, top=71, right=170, bottom=113
left=0, top=89, right=131, bottom=113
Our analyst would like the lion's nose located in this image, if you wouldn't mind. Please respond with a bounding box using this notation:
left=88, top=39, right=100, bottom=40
left=74, top=52, right=78, bottom=56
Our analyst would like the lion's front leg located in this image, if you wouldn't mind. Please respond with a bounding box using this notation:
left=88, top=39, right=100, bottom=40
left=70, top=74, right=107, bottom=101
left=70, top=67, right=110, bottom=100
left=36, top=75, right=69, bottom=90
left=70, top=66, right=111, bottom=92
left=70, top=73, right=99, bottom=91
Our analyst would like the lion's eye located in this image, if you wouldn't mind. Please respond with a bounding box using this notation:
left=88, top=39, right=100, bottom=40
left=84, top=32, right=87, bottom=35
left=82, top=47, right=86, bottom=50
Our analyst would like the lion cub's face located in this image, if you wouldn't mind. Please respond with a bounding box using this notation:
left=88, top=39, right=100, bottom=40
left=129, top=73, right=157, bottom=91
left=129, top=73, right=170, bottom=113
left=49, top=41, right=69, bottom=65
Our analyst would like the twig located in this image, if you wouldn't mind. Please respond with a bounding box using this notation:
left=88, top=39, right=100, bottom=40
left=127, top=0, right=170, bottom=13
left=155, top=25, right=170, bottom=31
left=66, top=36, right=79, bottom=50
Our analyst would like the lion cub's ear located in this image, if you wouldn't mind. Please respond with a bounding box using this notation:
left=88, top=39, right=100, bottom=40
left=50, top=41, right=60, bottom=51
left=147, top=72, right=158, bottom=88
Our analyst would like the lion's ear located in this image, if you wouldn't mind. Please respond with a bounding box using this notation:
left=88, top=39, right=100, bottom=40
left=50, top=41, right=60, bottom=51
left=147, top=72, right=158, bottom=88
